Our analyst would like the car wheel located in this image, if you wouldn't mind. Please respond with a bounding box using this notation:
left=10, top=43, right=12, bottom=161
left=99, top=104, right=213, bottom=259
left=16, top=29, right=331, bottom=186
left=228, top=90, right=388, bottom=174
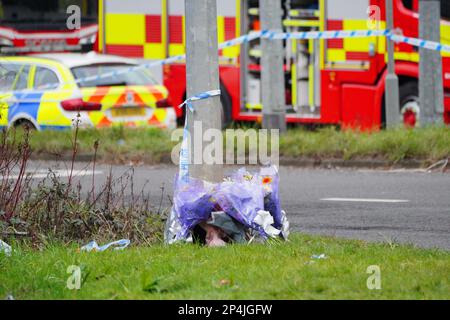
left=14, top=119, right=36, bottom=131
left=399, top=81, right=419, bottom=128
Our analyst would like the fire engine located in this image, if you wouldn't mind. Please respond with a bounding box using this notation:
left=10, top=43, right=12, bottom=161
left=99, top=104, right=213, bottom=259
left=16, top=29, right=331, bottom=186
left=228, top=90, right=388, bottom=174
left=2, top=0, right=450, bottom=129
left=0, top=0, right=98, bottom=54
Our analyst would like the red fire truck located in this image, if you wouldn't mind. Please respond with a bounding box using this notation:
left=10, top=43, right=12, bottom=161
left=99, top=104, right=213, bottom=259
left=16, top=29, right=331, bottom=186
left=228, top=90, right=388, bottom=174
left=0, top=0, right=98, bottom=54
left=157, top=0, right=448, bottom=129
left=3, top=0, right=450, bottom=128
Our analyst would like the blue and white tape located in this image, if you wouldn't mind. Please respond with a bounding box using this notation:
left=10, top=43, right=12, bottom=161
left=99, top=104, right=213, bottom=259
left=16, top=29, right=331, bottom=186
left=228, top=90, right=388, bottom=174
left=218, top=30, right=267, bottom=49
left=5, top=28, right=450, bottom=96
left=178, top=89, right=221, bottom=183
left=76, top=54, right=186, bottom=85
left=388, top=33, right=450, bottom=53
left=265, top=29, right=389, bottom=40
left=178, top=89, right=221, bottom=113
left=266, top=29, right=450, bottom=53
left=16, top=32, right=266, bottom=93
left=81, top=31, right=266, bottom=85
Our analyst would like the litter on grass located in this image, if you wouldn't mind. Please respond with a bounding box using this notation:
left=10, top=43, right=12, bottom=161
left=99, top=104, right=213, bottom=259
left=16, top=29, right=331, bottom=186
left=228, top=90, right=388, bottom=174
left=165, top=165, right=289, bottom=245
left=80, top=239, right=130, bottom=252
left=311, top=254, right=327, bottom=260
left=0, top=240, right=12, bottom=256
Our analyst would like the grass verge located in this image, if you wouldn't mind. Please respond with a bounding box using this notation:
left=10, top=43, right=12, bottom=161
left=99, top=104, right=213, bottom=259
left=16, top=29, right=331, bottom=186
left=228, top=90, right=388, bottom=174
left=26, top=126, right=450, bottom=165
left=281, top=126, right=450, bottom=163
left=28, top=126, right=173, bottom=164
left=1, top=233, right=449, bottom=299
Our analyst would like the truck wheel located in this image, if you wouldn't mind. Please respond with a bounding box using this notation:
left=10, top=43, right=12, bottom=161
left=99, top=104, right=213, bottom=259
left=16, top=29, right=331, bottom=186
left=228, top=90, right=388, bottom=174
left=219, top=83, right=232, bottom=128
left=399, top=81, right=419, bottom=128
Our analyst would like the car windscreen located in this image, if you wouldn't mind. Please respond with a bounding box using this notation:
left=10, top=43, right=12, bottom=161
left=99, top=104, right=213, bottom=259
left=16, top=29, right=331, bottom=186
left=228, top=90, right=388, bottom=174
left=0, top=63, right=25, bottom=92
left=0, top=0, right=97, bottom=31
left=71, top=64, right=159, bottom=88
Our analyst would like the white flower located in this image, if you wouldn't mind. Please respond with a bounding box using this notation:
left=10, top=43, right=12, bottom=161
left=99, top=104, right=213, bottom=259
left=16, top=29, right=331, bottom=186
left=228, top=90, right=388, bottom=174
left=254, top=210, right=281, bottom=238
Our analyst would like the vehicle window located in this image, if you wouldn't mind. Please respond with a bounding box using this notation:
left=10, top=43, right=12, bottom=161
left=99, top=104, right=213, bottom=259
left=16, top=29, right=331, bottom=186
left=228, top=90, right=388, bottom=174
left=0, top=63, right=21, bottom=92
left=402, top=0, right=449, bottom=21
left=14, top=65, right=30, bottom=90
left=71, top=64, right=158, bottom=88
left=0, top=0, right=98, bottom=31
left=34, top=66, right=59, bottom=89
left=402, top=0, right=414, bottom=11
left=442, top=1, right=450, bottom=21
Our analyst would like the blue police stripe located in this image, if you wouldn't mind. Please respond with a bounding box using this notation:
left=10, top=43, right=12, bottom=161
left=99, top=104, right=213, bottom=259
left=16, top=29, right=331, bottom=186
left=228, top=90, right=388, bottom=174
left=39, top=125, right=71, bottom=130
left=8, top=92, right=43, bottom=123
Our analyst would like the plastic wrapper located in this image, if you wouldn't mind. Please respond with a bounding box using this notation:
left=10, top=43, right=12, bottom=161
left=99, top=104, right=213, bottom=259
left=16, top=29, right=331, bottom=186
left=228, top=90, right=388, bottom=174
left=164, top=165, right=290, bottom=244
left=168, top=176, right=219, bottom=242
left=215, top=168, right=265, bottom=233
left=80, top=239, right=130, bottom=252
left=0, top=240, right=12, bottom=256
left=260, top=166, right=283, bottom=229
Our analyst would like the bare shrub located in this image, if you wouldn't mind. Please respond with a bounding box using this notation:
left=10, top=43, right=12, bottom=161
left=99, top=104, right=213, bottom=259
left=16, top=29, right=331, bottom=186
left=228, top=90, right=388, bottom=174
left=0, top=123, right=165, bottom=247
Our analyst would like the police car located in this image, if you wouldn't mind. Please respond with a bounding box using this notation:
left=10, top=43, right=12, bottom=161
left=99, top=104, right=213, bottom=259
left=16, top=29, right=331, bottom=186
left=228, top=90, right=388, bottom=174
left=0, top=52, right=176, bottom=130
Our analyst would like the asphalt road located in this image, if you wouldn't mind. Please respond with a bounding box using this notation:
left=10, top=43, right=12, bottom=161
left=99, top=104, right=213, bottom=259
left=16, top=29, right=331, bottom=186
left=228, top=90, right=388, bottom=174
left=17, top=161, right=450, bottom=250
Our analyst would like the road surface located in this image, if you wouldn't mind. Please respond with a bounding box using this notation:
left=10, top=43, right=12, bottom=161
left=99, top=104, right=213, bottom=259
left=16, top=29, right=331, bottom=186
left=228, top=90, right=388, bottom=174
left=13, top=161, right=450, bottom=250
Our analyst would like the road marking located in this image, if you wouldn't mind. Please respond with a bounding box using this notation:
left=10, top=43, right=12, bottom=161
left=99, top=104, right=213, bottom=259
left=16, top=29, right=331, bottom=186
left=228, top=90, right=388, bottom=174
left=321, top=197, right=409, bottom=203
left=2, top=169, right=103, bottom=180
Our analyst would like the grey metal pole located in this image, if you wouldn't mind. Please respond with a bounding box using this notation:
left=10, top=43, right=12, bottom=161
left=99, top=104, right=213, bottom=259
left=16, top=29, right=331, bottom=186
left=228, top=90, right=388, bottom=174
left=419, top=0, right=444, bottom=125
left=385, top=0, right=400, bottom=128
left=185, top=0, right=223, bottom=182
left=260, top=0, right=287, bottom=132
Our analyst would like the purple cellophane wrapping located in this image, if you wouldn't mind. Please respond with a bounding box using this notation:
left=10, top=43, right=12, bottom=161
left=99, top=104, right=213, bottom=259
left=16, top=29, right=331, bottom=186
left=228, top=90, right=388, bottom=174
left=165, top=166, right=288, bottom=243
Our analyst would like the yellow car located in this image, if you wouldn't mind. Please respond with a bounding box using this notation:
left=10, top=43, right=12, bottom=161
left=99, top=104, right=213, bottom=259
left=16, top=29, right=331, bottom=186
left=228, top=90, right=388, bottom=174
left=0, top=53, right=176, bottom=130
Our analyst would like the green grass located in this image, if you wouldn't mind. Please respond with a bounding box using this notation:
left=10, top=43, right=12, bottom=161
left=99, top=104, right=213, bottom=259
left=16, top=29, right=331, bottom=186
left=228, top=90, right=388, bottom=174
left=1, top=233, right=449, bottom=299
left=29, top=126, right=174, bottom=164
left=22, top=126, right=450, bottom=165
left=280, top=126, right=450, bottom=162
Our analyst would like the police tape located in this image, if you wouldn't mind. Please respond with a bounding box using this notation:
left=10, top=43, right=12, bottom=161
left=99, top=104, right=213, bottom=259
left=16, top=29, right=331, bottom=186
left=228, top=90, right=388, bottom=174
left=218, top=30, right=267, bottom=49
left=1, top=88, right=223, bottom=106
left=265, top=29, right=450, bottom=53
left=3, top=28, right=450, bottom=99
left=2, top=90, right=221, bottom=103
left=388, top=33, right=450, bottom=53
left=178, top=89, right=221, bottom=183
left=264, top=29, right=389, bottom=40
left=179, top=89, right=221, bottom=112
left=69, top=31, right=266, bottom=86
left=4, top=31, right=267, bottom=94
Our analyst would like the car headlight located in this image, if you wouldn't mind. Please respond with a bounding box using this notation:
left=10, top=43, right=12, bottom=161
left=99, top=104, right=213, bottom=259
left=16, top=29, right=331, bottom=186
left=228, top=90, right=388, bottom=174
left=79, top=34, right=97, bottom=45
left=0, top=38, right=13, bottom=46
